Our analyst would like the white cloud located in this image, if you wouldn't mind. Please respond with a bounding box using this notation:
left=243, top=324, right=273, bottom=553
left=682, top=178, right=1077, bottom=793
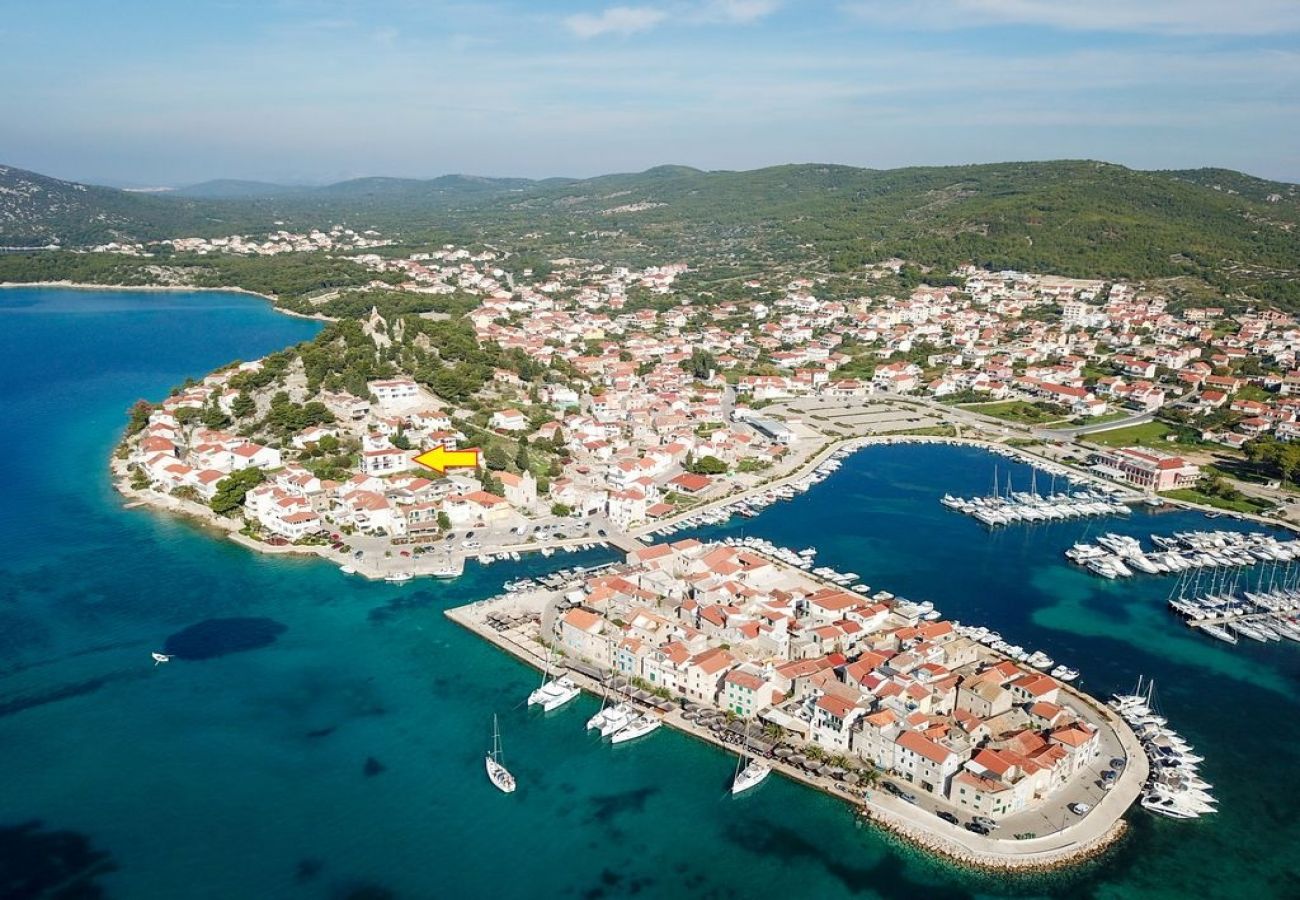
left=565, top=6, right=667, bottom=38
left=695, top=0, right=781, bottom=24
left=842, top=0, right=1300, bottom=35
left=566, top=1, right=779, bottom=38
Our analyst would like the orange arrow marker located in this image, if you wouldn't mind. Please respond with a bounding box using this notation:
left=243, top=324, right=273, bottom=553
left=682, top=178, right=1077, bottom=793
left=412, top=446, right=481, bottom=475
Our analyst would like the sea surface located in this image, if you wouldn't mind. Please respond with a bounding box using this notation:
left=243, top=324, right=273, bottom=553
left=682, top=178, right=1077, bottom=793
left=1, top=286, right=1298, bottom=900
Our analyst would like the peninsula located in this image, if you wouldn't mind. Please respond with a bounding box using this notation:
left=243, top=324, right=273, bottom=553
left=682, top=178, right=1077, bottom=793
left=447, top=537, right=1147, bottom=870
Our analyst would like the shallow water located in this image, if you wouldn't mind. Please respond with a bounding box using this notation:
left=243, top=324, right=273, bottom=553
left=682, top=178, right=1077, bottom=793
left=1, top=287, right=1297, bottom=899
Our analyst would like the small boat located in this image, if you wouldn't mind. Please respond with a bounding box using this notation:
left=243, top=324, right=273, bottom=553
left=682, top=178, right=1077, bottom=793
left=598, top=703, right=636, bottom=738
left=586, top=692, right=616, bottom=731
left=151, top=652, right=171, bottom=665
left=528, top=666, right=580, bottom=712
left=485, top=714, right=516, bottom=794
left=732, top=758, right=771, bottom=794
left=385, top=571, right=414, bottom=584
left=731, top=723, right=771, bottom=794
left=339, top=565, right=357, bottom=575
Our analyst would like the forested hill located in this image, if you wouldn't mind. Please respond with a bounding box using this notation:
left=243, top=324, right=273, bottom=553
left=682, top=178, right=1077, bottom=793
left=3, top=159, right=1298, bottom=304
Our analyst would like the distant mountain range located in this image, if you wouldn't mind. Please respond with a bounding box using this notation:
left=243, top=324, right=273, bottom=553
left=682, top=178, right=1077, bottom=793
left=3, top=160, right=1297, bottom=303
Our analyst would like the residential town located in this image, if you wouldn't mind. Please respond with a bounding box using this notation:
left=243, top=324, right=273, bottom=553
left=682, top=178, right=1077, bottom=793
left=91, top=224, right=392, bottom=257
left=118, top=241, right=1300, bottom=568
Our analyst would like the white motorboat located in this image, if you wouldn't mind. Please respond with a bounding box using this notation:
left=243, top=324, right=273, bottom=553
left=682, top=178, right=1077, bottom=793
left=151, top=652, right=171, bottom=665
left=485, top=714, right=516, bottom=794
left=339, top=565, right=357, bottom=575
left=385, top=571, right=414, bottom=583
left=610, top=714, right=661, bottom=744
left=1141, top=792, right=1198, bottom=819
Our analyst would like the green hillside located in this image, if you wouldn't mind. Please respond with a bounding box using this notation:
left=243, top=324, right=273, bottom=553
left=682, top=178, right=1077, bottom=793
left=2, top=159, right=1297, bottom=305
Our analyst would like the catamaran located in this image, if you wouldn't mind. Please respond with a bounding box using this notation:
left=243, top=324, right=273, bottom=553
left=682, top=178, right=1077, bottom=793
left=485, top=714, right=516, bottom=793
left=528, top=653, right=581, bottom=712
left=598, top=703, right=636, bottom=737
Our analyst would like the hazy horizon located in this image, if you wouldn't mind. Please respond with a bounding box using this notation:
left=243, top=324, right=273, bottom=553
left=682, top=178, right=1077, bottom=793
left=20, top=157, right=1293, bottom=194
left=3, top=1, right=1298, bottom=186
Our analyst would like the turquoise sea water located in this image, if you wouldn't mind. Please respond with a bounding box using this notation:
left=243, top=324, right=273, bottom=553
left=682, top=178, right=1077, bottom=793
left=2, top=287, right=1299, bottom=899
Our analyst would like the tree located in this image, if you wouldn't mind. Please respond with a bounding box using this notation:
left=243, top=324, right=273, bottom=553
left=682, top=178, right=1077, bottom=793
left=202, top=402, right=230, bottom=429
left=515, top=443, right=530, bottom=472
left=690, top=454, right=728, bottom=475
left=480, top=470, right=502, bottom=495
left=485, top=444, right=509, bottom=471
left=210, top=467, right=265, bottom=515
left=126, top=400, right=154, bottom=434
left=551, top=502, right=572, bottom=517
left=436, top=511, right=451, bottom=531
left=680, top=347, right=717, bottom=381
left=231, top=391, right=256, bottom=419
left=391, top=428, right=411, bottom=450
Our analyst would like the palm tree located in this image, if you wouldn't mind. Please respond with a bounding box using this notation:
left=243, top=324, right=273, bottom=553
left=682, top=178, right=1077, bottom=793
left=762, top=722, right=785, bottom=741
left=860, top=768, right=881, bottom=787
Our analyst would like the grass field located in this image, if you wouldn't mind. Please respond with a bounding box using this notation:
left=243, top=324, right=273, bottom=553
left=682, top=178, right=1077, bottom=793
left=1070, top=409, right=1130, bottom=427
left=962, top=400, right=1069, bottom=426
left=1086, top=421, right=1198, bottom=447
left=1161, top=488, right=1271, bottom=515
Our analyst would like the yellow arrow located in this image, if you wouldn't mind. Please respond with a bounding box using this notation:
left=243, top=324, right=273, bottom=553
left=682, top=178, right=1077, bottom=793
left=412, top=446, right=481, bottom=475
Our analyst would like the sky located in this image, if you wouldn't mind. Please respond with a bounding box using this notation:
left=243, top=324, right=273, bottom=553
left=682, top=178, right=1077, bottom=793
left=1, top=0, right=1297, bottom=186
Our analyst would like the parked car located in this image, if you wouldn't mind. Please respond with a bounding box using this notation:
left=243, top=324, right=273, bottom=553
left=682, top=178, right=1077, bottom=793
left=937, top=811, right=959, bottom=825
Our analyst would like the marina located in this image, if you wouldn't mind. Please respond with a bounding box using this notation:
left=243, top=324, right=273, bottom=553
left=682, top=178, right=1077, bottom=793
left=941, top=466, right=1134, bottom=527
left=1067, top=529, right=1300, bottom=579
left=1164, top=562, right=1300, bottom=646
left=647, top=447, right=853, bottom=536
left=1110, top=680, right=1215, bottom=820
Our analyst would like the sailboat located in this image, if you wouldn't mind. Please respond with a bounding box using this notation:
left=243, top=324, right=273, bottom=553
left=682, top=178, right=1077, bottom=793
left=485, top=714, right=516, bottom=793
left=731, top=722, right=771, bottom=794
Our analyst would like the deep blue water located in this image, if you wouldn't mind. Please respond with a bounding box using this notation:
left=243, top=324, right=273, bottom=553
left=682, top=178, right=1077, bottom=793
left=2, top=287, right=1298, bottom=899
